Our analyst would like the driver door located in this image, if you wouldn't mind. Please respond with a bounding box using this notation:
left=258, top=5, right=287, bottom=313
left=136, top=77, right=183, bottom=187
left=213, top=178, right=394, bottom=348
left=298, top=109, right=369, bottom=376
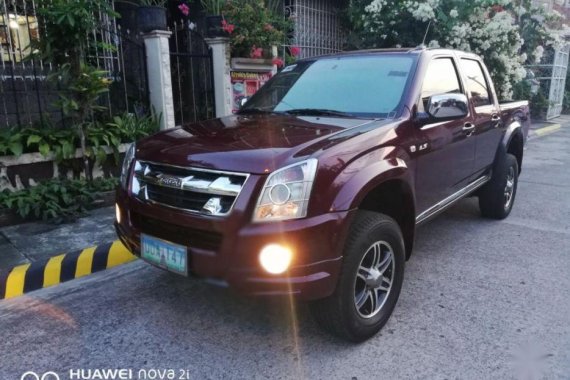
left=414, top=56, right=476, bottom=214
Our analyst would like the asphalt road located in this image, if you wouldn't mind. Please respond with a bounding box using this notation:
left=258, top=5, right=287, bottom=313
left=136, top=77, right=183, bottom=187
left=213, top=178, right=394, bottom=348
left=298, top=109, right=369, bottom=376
left=1, top=128, right=569, bottom=380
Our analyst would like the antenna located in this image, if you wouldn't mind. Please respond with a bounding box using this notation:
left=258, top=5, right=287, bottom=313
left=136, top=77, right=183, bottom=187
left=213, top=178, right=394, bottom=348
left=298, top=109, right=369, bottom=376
left=420, top=20, right=432, bottom=48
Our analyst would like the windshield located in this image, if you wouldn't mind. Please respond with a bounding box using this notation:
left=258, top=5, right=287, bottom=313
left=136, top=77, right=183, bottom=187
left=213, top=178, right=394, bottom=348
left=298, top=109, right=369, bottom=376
left=241, top=55, right=415, bottom=118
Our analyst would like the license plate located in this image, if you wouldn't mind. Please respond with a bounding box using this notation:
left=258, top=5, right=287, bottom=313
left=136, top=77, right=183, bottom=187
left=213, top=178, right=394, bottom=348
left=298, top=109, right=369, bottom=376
left=141, top=234, right=188, bottom=276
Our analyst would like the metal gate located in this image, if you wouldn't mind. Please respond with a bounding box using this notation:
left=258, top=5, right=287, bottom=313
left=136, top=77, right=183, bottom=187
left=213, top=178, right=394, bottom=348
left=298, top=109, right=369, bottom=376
left=529, top=44, right=570, bottom=120
left=283, top=0, right=346, bottom=59
left=546, top=45, right=569, bottom=119
left=0, top=0, right=149, bottom=129
left=170, top=22, right=215, bottom=126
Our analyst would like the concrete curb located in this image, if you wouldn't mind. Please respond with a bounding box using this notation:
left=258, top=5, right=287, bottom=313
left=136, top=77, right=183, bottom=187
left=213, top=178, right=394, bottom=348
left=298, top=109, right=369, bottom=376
left=0, top=241, right=137, bottom=300
left=529, top=123, right=562, bottom=140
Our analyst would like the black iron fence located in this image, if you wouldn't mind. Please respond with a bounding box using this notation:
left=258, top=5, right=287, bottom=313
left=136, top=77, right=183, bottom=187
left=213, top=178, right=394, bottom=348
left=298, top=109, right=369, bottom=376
left=0, top=0, right=149, bottom=129
left=170, top=21, right=215, bottom=126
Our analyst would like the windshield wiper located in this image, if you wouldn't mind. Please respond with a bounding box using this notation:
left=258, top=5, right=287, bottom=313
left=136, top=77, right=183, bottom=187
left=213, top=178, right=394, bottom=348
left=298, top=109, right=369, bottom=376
left=283, top=108, right=356, bottom=118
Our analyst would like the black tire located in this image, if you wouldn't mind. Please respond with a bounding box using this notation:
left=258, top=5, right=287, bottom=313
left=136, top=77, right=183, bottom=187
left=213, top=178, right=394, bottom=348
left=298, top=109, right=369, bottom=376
left=478, top=153, right=519, bottom=219
left=310, top=211, right=405, bottom=342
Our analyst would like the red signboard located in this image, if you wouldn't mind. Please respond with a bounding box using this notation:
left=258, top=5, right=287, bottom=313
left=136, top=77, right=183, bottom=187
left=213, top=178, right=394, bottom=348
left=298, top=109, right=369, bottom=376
left=231, top=71, right=273, bottom=113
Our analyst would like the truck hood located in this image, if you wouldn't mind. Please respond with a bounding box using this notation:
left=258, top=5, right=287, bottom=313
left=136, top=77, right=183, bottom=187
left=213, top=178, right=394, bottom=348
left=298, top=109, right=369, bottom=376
left=135, top=114, right=381, bottom=174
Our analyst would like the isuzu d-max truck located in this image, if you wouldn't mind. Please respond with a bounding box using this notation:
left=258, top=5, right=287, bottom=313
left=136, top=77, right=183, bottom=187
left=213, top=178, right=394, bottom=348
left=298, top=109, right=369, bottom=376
left=115, top=48, right=530, bottom=341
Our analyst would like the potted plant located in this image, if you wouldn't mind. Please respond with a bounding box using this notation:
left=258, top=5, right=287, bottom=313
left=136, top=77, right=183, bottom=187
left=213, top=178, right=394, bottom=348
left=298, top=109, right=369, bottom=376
left=200, top=0, right=226, bottom=37
left=137, top=0, right=168, bottom=33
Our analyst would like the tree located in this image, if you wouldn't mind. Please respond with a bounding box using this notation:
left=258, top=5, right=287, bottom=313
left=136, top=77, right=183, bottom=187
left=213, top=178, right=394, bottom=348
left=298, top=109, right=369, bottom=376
left=345, top=0, right=562, bottom=100
left=34, top=0, right=118, bottom=181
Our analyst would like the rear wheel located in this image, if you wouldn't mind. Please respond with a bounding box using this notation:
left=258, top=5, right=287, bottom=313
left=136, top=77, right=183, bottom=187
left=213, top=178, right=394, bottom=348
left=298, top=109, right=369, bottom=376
left=479, top=153, right=519, bottom=219
left=310, top=211, right=405, bottom=342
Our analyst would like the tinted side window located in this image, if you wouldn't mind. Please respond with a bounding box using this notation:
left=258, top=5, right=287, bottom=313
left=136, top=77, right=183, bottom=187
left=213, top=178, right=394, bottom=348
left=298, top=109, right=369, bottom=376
left=421, top=58, right=462, bottom=110
left=461, top=59, right=492, bottom=107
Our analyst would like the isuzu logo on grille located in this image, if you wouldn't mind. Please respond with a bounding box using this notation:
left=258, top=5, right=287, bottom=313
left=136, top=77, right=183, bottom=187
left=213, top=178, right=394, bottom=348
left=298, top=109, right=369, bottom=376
left=158, top=175, right=182, bottom=188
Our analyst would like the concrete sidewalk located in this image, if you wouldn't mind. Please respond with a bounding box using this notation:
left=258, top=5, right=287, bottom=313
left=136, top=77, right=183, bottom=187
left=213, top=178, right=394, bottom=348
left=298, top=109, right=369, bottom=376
left=0, top=206, right=116, bottom=270
left=528, top=114, right=569, bottom=139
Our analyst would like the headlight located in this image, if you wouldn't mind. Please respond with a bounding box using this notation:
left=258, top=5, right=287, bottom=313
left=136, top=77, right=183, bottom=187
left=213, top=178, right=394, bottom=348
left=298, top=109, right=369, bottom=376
left=120, top=143, right=136, bottom=190
left=253, top=159, right=318, bottom=222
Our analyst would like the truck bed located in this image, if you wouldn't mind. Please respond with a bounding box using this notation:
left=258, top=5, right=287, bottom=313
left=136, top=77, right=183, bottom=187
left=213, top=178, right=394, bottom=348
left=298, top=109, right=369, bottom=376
left=500, top=100, right=531, bottom=142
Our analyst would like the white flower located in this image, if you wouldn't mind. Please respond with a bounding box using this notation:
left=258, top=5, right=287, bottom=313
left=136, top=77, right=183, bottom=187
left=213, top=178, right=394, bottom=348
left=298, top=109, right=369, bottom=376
left=407, top=0, right=439, bottom=22
left=533, top=46, right=544, bottom=63
left=428, top=40, right=440, bottom=48
left=449, top=9, right=458, bottom=18
left=365, top=0, right=387, bottom=13
left=515, top=67, right=527, bottom=81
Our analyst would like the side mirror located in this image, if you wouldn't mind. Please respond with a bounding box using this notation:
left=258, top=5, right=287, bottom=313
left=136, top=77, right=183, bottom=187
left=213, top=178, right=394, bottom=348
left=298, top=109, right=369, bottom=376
left=426, top=93, right=469, bottom=121
left=238, top=97, right=249, bottom=109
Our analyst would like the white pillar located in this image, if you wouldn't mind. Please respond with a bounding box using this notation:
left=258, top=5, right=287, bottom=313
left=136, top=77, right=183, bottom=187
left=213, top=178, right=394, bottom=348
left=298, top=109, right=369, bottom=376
left=143, top=30, right=175, bottom=130
left=205, top=37, right=232, bottom=118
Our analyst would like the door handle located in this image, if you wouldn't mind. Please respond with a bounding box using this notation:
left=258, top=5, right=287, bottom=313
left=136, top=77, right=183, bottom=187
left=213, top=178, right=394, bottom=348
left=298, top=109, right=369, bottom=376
left=491, top=114, right=501, bottom=123
left=463, top=123, right=475, bottom=136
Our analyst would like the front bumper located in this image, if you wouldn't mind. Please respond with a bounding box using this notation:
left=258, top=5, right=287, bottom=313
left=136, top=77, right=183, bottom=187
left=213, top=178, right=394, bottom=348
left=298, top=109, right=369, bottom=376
left=115, top=188, right=355, bottom=300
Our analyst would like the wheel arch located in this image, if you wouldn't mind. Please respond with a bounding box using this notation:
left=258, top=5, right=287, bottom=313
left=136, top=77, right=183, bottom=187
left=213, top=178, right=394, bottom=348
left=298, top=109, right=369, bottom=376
left=501, top=121, right=525, bottom=174
left=329, top=155, right=416, bottom=260
left=507, top=129, right=524, bottom=173
left=357, top=179, right=416, bottom=260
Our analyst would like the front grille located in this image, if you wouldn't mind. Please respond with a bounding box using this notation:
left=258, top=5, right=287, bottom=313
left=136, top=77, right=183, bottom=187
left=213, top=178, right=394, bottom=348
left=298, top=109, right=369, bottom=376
left=131, top=212, right=222, bottom=251
left=131, top=161, right=248, bottom=216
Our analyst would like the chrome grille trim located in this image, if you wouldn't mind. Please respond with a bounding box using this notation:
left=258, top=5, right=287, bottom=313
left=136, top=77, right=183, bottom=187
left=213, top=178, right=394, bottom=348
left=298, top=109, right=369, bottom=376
left=131, top=160, right=250, bottom=216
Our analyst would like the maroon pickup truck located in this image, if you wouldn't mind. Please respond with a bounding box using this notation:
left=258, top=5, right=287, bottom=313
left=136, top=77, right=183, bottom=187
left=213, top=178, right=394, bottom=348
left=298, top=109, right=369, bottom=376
left=115, top=48, right=530, bottom=341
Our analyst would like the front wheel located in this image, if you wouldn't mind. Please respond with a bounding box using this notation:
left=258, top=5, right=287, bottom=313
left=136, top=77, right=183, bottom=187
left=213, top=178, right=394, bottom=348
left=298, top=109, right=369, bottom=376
left=479, top=153, right=519, bottom=219
left=310, top=211, right=405, bottom=342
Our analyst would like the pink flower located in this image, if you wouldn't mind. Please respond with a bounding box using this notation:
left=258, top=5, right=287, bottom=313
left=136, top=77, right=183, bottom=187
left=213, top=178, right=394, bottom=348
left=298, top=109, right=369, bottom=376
left=178, top=3, right=190, bottom=16
left=221, top=19, right=235, bottom=34
left=289, top=46, right=301, bottom=57
left=272, top=57, right=285, bottom=68
left=250, top=46, right=264, bottom=59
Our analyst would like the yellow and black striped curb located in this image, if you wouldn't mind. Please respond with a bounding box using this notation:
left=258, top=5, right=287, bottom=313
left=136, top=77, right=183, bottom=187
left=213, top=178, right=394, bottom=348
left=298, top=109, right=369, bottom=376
left=0, top=241, right=137, bottom=300
left=529, top=123, right=561, bottom=139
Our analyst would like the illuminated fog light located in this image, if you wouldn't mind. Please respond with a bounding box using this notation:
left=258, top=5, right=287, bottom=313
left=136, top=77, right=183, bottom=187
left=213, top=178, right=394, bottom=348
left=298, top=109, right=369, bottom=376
left=115, top=203, right=121, bottom=224
left=259, top=244, right=292, bottom=275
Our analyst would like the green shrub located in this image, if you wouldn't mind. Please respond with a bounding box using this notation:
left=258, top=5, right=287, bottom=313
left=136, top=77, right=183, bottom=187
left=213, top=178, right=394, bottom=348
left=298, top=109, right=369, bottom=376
left=0, top=128, right=24, bottom=156
left=0, top=177, right=119, bottom=222
left=223, top=0, right=292, bottom=58
left=0, top=113, right=159, bottom=164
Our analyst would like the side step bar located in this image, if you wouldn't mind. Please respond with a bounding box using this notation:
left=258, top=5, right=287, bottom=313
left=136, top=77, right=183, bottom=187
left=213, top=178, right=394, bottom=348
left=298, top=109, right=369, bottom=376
left=416, top=175, right=491, bottom=225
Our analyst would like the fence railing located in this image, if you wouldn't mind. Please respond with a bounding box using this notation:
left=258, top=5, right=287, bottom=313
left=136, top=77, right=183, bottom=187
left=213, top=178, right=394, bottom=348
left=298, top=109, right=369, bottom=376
left=0, top=0, right=149, bottom=129
left=170, top=21, right=215, bottom=126
left=284, top=0, right=346, bottom=59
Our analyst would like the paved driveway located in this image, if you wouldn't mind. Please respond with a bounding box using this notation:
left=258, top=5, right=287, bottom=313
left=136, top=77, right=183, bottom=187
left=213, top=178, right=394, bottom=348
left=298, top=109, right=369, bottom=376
left=1, top=128, right=569, bottom=380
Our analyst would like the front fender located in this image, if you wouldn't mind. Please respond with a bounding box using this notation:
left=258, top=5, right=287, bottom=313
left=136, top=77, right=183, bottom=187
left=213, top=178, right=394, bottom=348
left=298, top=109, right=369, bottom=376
left=331, top=154, right=412, bottom=212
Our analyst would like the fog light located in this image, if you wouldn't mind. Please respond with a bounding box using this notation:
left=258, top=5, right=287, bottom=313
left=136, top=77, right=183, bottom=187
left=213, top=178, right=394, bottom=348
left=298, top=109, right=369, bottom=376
left=115, top=203, right=121, bottom=224
left=259, top=244, right=292, bottom=275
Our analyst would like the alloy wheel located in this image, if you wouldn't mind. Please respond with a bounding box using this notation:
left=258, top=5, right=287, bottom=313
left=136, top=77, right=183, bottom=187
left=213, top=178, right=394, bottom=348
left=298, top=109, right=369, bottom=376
left=504, top=166, right=515, bottom=210
left=354, top=241, right=395, bottom=319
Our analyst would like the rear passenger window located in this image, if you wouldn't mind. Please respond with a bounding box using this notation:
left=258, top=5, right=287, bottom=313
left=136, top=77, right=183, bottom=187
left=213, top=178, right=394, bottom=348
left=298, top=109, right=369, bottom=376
left=420, top=58, right=462, bottom=110
left=461, top=59, right=492, bottom=107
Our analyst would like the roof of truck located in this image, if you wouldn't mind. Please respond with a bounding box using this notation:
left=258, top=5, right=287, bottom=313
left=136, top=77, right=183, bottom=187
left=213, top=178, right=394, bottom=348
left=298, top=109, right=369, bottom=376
left=300, top=47, right=480, bottom=61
